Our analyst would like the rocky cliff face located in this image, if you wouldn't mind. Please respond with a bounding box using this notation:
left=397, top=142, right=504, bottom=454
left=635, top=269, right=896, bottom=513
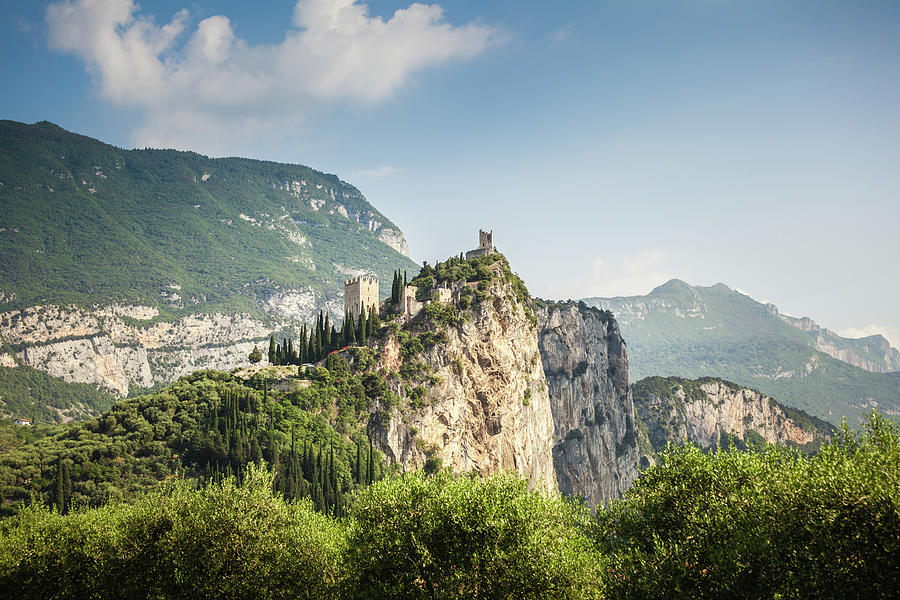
left=0, top=303, right=309, bottom=402
left=633, top=376, right=833, bottom=454
left=537, top=302, right=642, bottom=507
left=371, top=277, right=556, bottom=494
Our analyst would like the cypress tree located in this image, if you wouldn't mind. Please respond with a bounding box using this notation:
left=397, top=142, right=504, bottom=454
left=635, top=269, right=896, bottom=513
left=55, top=459, right=65, bottom=513
left=268, top=335, right=276, bottom=364
left=298, top=325, right=306, bottom=363
left=324, top=314, right=332, bottom=350
left=348, top=311, right=357, bottom=345
left=250, top=436, right=263, bottom=464
left=368, top=436, right=375, bottom=485
left=356, top=440, right=363, bottom=484
left=358, top=305, right=367, bottom=344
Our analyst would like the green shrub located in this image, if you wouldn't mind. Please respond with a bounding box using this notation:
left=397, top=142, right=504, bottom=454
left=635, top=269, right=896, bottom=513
left=0, top=465, right=344, bottom=600
left=594, top=412, right=900, bottom=600
left=344, top=471, right=603, bottom=599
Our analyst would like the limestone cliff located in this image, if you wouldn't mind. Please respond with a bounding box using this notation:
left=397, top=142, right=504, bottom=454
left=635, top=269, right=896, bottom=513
left=0, top=303, right=310, bottom=403
left=633, top=376, right=834, bottom=454
left=369, top=260, right=556, bottom=494
left=537, top=302, right=642, bottom=507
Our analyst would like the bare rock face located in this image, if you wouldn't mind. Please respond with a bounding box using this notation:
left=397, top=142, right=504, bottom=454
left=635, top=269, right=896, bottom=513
left=372, top=279, right=556, bottom=494
left=634, top=377, right=833, bottom=453
left=377, top=228, right=410, bottom=257
left=537, top=302, right=642, bottom=507
left=0, top=300, right=324, bottom=402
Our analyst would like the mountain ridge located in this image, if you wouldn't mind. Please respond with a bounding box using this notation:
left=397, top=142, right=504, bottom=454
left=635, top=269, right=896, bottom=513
left=585, top=280, right=900, bottom=425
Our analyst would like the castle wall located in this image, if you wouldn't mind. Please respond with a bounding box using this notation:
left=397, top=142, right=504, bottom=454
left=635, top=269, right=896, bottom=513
left=401, top=285, right=425, bottom=319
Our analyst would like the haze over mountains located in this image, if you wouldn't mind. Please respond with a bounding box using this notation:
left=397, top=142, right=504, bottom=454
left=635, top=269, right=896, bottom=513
left=585, top=280, right=900, bottom=425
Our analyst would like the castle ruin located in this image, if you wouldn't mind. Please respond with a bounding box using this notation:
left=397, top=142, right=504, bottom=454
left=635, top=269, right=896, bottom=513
left=465, top=229, right=494, bottom=260
left=344, top=275, right=379, bottom=321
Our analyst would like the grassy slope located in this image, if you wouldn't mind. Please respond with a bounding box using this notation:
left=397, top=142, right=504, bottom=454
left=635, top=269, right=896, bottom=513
left=586, top=280, right=900, bottom=425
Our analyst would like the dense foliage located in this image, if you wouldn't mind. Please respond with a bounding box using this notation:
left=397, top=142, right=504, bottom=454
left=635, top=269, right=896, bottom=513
left=345, top=471, right=603, bottom=600
left=595, top=412, right=899, bottom=599
left=585, top=279, right=900, bottom=425
left=0, top=368, right=386, bottom=518
left=2, top=416, right=897, bottom=598
left=0, top=466, right=344, bottom=600
left=0, top=363, right=115, bottom=425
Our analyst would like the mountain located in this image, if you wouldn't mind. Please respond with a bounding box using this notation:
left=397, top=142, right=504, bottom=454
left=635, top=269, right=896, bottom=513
left=584, top=280, right=900, bottom=425
left=0, top=120, right=417, bottom=422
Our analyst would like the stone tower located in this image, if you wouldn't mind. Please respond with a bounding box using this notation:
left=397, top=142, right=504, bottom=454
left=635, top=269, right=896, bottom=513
left=344, top=276, right=379, bottom=321
left=465, top=229, right=495, bottom=260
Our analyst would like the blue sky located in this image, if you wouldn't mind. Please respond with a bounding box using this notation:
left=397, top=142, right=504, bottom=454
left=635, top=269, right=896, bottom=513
left=2, top=0, right=899, bottom=345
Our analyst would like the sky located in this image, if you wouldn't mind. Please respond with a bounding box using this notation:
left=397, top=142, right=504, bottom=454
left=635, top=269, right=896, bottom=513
left=2, top=0, right=899, bottom=347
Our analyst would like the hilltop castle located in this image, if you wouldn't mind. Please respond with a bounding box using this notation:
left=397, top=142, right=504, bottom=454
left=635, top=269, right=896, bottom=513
left=343, top=229, right=495, bottom=322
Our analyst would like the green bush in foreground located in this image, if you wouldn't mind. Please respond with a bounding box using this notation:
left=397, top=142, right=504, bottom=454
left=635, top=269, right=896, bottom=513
left=345, top=470, right=603, bottom=600
left=0, top=465, right=344, bottom=600
left=595, top=412, right=900, bottom=600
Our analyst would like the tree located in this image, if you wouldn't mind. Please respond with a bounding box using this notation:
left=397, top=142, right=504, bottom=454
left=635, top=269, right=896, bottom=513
left=357, top=305, right=367, bottom=345
left=345, top=472, right=602, bottom=599
left=268, top=336, right=276, bottom=364
left=249, top=346, right=262, bottom=364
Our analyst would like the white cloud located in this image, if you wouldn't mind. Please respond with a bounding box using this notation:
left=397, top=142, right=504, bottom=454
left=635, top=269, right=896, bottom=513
left=837, top=324, right=900, bottom=350
left=46, top=0, right=499, bottom=154
left=585, top=249, right=673, bottom=298
left=352, top=165, right=402, bottom=178
left=549, top=23, right=574, bottom=44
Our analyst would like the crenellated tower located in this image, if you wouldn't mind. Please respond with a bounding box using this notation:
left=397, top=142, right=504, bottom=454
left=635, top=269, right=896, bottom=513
left=344, top=275, right=379, bottom=321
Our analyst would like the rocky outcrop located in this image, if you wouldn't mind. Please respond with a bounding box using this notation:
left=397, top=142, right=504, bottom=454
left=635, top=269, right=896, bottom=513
left=371, top=277, right=556, bottom=494
left=537, top=302, right=641, bottom=507
left=633, top=376, right=833, bottom=453
left=377, top=228, right=410, bottom=257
